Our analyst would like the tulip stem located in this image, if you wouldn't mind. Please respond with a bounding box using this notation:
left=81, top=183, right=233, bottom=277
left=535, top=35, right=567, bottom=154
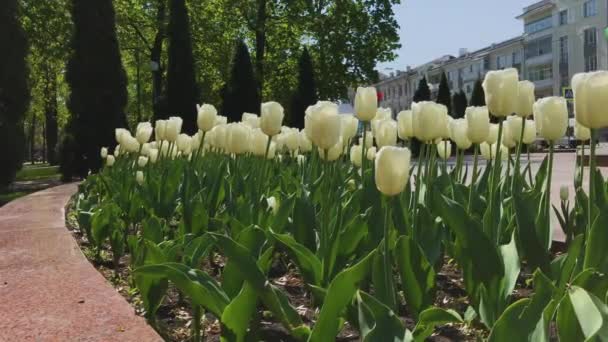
left=527, top=145, right=533, bottom=185
left=361, top=122, right=368, bottom=188
left=412, top=143, right=425, bottom=230
left=467, top=144, right=479, bottom=212
left=442, top=140, right=448, bottom=174
left=192, top=305, right=202, bottom=342
left=589, top=129, right=597, bottom=232
left=511, top=118, right=526, bottom=193
left=488, top=118, right=504, bottom=243
left=545, top=141, right=555, bottom=249
left=383, top=197, right=396, bottom=310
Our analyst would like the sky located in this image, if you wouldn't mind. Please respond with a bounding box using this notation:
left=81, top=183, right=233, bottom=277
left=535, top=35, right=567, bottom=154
left=378, top=0, right=534, bottom=72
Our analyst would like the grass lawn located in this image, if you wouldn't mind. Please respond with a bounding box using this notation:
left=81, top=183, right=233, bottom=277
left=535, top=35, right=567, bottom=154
left=0, top=164, right=62, bottom=206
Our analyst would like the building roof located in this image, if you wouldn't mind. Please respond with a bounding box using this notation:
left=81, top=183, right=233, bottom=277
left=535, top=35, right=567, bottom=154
left=516, top=0, right=554, bottom=19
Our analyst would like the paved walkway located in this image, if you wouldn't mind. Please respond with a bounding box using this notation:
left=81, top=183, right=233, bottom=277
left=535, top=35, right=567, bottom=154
left=0, top=183, right=161, bottom=342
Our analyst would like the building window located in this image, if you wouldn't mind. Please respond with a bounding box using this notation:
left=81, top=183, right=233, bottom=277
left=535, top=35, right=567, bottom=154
left=559, top=10, right=568, bottom=25
left=525, top=36, right=553, bottom=59
left=584, top=27, right=597, bottom=46
left=398, top=85, right=403, bottom=97
left=466, top=84, right=471, bottom=93
left=585, top=55, right=598, bottom=71
left=525, top=16, right=553, bottom=34
left=584, top=0, right=597, bottom=17
left=528, top=64, right=553, bottom=81
left=512, top=50, right=522, bottom=64
left=496, top=55, right=508, bottom=69
left=559, top=36, right=568, bottom=62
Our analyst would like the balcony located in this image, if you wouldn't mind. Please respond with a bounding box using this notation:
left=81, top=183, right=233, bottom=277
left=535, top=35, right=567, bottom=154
left=532, top=78, right=553, bottom=90
left=525, top=53, right=553, bottom=67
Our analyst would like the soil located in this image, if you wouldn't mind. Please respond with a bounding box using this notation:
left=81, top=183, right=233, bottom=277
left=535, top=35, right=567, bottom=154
left=65, top=198, right=537, bottom=341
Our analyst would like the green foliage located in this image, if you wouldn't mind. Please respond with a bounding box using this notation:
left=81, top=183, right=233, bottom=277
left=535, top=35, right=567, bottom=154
left=0, top=0, right=29, bottom=187
left=222, top=40, right=260, bottom=122
left=167, top=0, right=198, bottom=134
left=435, top=72, right=451, bottom=115
left=452, top=90, right=467, bottom=119
left=470, top=79, right=485, bottom=106
left=65, top=0, right=128, bottom=175
left=289, top=47, right=317, bottom=129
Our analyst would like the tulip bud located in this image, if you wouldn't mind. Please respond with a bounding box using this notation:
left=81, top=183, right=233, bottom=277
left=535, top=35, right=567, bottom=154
left=523, top=120, right=536, bottom=145
left=115, top=128, right=130, bottom=145
left=375, top=119, right=398, bottom=148
left=341, top=115, right=359, bottom=142
left=486, top=124, right=499, bottom=144
left=197, top=103, right=218, bottom=132
left=516, top=81, right=535, bottom=117
left=482, top=68, right=519, bottom=117
left=374, top=146, right=411, bottom=196
left=177, top=134, right=193, bottom=155
left=100, top=147, right=108, bottom=159
left=397, top=110, right=414, bottom=139
left=242, top=112, right=260, bottom=129
left=366, top=146, right=377, bottom=161
left=226, top=123, right=251, bottom=155
left=307, top=101, right=342, bottom=150
left=136, top=171, right=144, bottom=185
left=114, top=144, right=121, bottom=157
left=437, top=141, right=452, bottom=160
left=106, top=155, right=115, bottom=166
left=350, top=145, right=362, bottom=167
left=155, top=120, right=167, bottom=141
left=138, top=156, right=148, bottom=168
left=575, top=121, right=591, bottom=141
left=354, top=87, right=378, bottom=121
left=165, top=117, right=183, bottom=142
left=267, top=141, right=277, bottom=159
left=498, top=144, right=510, bottom=161
left=465, top=106, right=490, bottom=143
left=318, top=137, right=343, bottom=161
left=141, top=143, right=151, bottom=156
left=502, top=118, right=517, bottom=149
left=533, top=97, right=568, bottom=141
left=480, top=142, right=493, bottom=160
left=149, top=149, right=159, bottom=163
left=347, top=179, right=357, bottom=191
left=136, top=122, right=153, bottom=144
left=372, top=108, right=392, bottom=136
left=266, top=196, right=279, bottom=215
left=123, top=135, right=140, bottom=153
left=560, top=185, right=569, bottom=201
left=449, top=119, right=472, bottom=150
left=412, top=101, right=448, bottom=142
left=572, top=71, right=608, bottom=129
left=260, top=101, right=284, bottom=136
left=358, top=131, right=374, bottom=149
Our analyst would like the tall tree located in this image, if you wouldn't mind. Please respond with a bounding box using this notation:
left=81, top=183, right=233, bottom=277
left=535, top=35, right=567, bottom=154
left=64, top=0, right=128, bottom=176
left=222, top=40, right=260, bottom=122
left=167, top=0, right=198, bottom=134
left=289, top=48, right=317, bottom=129
left=435, top=72, right=452, bottom=115
left=0, top=0, right=29, bottom=187
left=413, top=77, right=431, bottom=102
left=470, top=79, right=486, bottom=106
left=452, top=90, right=468, bottom=119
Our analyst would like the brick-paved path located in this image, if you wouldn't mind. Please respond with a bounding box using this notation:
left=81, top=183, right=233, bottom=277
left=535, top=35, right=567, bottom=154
left=0, top=183, right=161, bottom=342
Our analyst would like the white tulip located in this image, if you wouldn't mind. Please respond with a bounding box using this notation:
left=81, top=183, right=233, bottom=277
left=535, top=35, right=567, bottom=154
left=501, top=122, right=517, bottom=149
left=449, top=119, right=472, bottom=149
left=482, top=68, right=519, bottom=117
left=575, top=121, right=591, bottom=141
left=358, top=131, right=374, bottom=149
left=354, top=87, right=378, bottom=121
left=522, top=120, right=537, bottom=144
left=136, top=122, right=153, bottom=144
left=375, top=119, right=398, bottom=148
left=465, top=106, right=490, bottom=143
left=106, top=155, right=115, bottom=166
left=480, top=142, right=493, bottom=160
left=226, top=123, right=251, bottom=155
left=155, top=120, right=167, bottom=141
left=366, top=146, right=377, bottom=161
left=114, top=144, right=121, bottom=157
left=266, top=196, right=279, bottom=215
left=298, top=132, right=312, bottom=152
left=177, top=133, right=193, bottom=155
left=533, top=97, right=568, bottom=142
left=165, top=117, right=183, bottom=142
left=242, top=112, right=260, bottom=129
left=412, top=101, right=448, bottom=142
left=516, top=81, right=535, bottom=117
left=149, top=149, right=159, bottom=163
left=141, top=143, right=151, bottom=156
left=560, top=185, right=569, bottom=201
left=297, top=154, right=306, bottom=166
left=138, top=156, right=148, bottom=168
left=136, top=170, right=144, bottom=185
left=318, top=137, right=343, bottom=161
left=572, top=71, right=608, bottom=129
left=215, top=115, right=227, bottom=126
left=341, top=115, right=359, bottom=142
left=307, top=101, right=342, bottom=150
left=100, top=147, right=108, bottom=159
left=267, top=141, right=277, bottom=159
left=350, top=145, right=362, bottom=167
left=115, top=128, right=130, bottom=145
left=397, top=110, right=414, bottom=139
left=371, top=108, right=392, bottom=137
left=486, top=124, right=499, bottom=144
left=197, top=104, right=218, bottom=132
left=283, top=129, right=300, bottom=152
left=260, top=101, right=284, bottom=136
left=122, top=135, right=140, bottom=153
left=437, top=140, right=452, bottom=160
left=374, top=146, right=411, bottom=196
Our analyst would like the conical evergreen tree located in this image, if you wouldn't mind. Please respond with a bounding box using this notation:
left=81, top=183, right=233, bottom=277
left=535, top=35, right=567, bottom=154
left=167, top=0, right=198, bottom=134
left=0, top=0, right=29, bottom=187
left=470, top=79, right=486, bottom=106
left=63, top=0, right=127, bottom=177
left=290, top=48, right=317, bottom=129
left=452, top=90, right=468, bottom=119
left=222, top=40, right=260, bottom=122
left=413, top=77, right=431, bottom=102
left=435, top=72, right=452, bottom=115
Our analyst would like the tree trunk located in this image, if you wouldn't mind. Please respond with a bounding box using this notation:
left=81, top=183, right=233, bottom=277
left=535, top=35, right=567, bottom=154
left=44, top=67, right=59, bottom=165
left=151, top=0, right=166, bottom=120
left=30, top=111, right=36, bottom=164
left=255, top=0, right=266, bottom=98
